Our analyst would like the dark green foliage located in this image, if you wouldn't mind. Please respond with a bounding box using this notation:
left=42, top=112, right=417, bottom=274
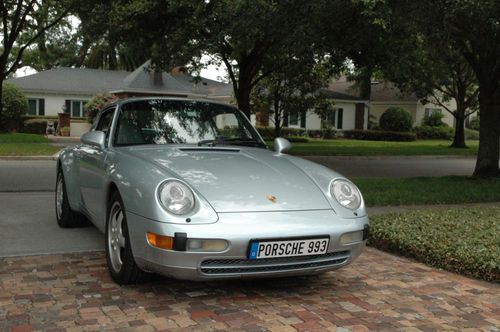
left=369, top=207, right=500, bottom=282
left=343, top=129, right=416, bottom=142
left=20, top=120, right=48, bottom=134
left=379, top=107, right=413, bottom=132
left=422, top=112, right=445, bottom=127
left=256, top=127, right=337, bottom=140
left=0, top=84, right=28, bottom=131
left=414, top=125, right=453, bottom=140
left=286, top=136, right=309, bottom=143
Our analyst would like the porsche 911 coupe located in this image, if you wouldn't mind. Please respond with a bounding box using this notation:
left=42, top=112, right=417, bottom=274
left=56, top=97, right=369, bottom=284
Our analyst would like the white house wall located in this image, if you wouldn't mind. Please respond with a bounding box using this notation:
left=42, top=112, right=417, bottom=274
left=24, top=92, right=93, bottom=116
left=416, top=100, right=457, bottom=127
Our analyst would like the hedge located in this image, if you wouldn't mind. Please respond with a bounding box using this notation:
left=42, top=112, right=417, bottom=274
left=342, top=129, right=417, bottom=141
left=256, top=127, right=337, bottom=140
left=414, top=125, right=454, bottom=139
left=369, top=207, right=500, bottom=282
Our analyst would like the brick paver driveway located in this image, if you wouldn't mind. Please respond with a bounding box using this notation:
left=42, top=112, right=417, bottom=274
left=1, top=248, right=498, bottom=332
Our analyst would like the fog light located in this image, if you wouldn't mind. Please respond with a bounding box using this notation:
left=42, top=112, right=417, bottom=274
left=340, top=231, right=364, bottom=245
left=186, top=239, right=228, bottom=252
left=146, top=232, right=174, bottom=250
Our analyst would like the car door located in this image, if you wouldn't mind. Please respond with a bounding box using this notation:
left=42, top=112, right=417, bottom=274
left=79, top=106, right=116, bottom=223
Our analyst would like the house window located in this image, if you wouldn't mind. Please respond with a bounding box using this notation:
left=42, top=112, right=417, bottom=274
left=424, top=108, right=441, bottom=118
left=27, top=98, right=45, bottom=116
left=65, top=100, right=88, bottom=117
left=325, top=108, right=343, bottom=129
left=288, top=111, right=299, bottom=126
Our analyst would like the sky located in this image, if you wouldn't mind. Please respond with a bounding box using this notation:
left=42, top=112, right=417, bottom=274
left=14, top=55, right=228, bottom=82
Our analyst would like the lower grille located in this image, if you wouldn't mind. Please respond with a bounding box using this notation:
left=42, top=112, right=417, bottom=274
left=200, top=251, right=350, bottom=275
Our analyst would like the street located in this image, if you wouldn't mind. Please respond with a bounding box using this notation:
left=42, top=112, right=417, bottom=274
left=0, top=156, right=478, bottom=192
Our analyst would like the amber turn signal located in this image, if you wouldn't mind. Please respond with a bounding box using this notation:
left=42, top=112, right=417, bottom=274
left=146, top=232, right=174, bottom=250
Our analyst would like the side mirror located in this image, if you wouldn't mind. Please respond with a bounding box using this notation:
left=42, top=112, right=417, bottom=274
left=81, top=131, right=106, bottom=149
left=274, top=137, right=292, bottom=154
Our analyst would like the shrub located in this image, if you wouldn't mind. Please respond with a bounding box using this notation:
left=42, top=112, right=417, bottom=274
left=379, top=107, right=413, bottom=132
left=465, top=129, right=479, bottom=140
left=20, top=119, right=47, bottom=134
left=256, top=127, right=337, bottom=140
left=468, top=116, right=480, bottom=130
left=422, top=112, right=445, bottom=127
left=414, top=125, right=454, bottom=140
left=0, top=83, right=28, bottom=132
left=85, top=93, right=118, bottom=123
left=343, top=129, right=417, bottom=142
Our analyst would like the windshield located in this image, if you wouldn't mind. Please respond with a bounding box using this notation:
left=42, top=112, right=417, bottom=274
left=113, top=99, right=265, bottom=148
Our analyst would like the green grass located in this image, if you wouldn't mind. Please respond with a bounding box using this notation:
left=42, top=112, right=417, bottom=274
left=0, top=133, right=60, bottom=156
left=370, top=207, right=500, bottom=282
left=267, top=139, right=479, bottom=156
left=354, top=176, right=500, bottom=206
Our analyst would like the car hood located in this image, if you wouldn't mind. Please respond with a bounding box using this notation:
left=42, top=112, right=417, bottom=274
left=123, top=145, right=332, bottom=213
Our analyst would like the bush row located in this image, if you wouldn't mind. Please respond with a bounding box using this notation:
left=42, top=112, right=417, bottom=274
left=414, top=125, right=480, bottom=140
left=342, top=129, right=417, bottom=141
left=19, top=119, right=58, bottom=135
left=256, top=127, right=337, bottom=140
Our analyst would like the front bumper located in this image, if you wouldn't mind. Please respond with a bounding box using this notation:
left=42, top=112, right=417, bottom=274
left=127, top=209, right=369, bottom=281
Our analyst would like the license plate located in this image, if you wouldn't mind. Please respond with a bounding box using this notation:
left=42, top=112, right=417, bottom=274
left=248, top=238, right=329, bottom=260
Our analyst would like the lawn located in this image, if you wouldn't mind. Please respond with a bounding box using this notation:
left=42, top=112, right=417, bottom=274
left=354, top=176, right=500, bottom=206
left=0, top=133, right=60, bottom=156
left=369, top=207, right=500, bottom=282
left=268, top=139, right=479, bottom=156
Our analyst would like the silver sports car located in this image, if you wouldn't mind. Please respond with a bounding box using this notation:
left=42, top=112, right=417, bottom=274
left=56, top=97, right=369, bottom=284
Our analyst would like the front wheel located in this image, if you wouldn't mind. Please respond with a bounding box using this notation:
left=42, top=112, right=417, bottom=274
left=105, top=191, right=150, bottom=284
left=55, top=170, right=87, bottom=228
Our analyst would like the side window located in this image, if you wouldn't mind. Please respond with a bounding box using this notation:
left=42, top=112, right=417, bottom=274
left=95, top=108, right=115, bottom=144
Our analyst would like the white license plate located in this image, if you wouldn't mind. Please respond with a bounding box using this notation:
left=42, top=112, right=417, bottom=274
left=248, top=238, right=329, bottom=260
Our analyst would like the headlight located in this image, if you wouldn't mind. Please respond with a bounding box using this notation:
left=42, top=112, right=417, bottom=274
left=330, top=179, right=361, bottom=210
left=186, top=239, right=229, bottom=252
left=158, top=180, right=195, bottom=215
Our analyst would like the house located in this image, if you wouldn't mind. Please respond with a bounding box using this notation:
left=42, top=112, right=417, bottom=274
left=255, top=87, right=369, bottom=131
left=7, top=60, right=232, bottom=118
left=327, top=77, right=459, bottom=128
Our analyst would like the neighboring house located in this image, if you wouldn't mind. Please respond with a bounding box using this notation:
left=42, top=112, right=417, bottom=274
left=327, top=77, right=461, bottom=128
left=255, top=89, right=369, bottom=131
left=7, top=60, right=232, bottom=118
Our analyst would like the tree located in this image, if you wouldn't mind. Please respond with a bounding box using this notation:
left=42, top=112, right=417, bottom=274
left=0, top=0, right=73, bottom=131
left=251, top=57, right=334, bottom=137
left=389, top=0, right=500, bottom=177
left=386, top=37, right=479, bottom=148
left=1, top=83, right=28, bottom=130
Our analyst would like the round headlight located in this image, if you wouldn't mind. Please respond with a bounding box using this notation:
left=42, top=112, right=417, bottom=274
left=330, top=179, right=362, bottom=210
left=158, top=180, right=195, bottom=215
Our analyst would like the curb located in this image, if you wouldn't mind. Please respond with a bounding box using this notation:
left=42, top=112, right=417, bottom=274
left=0, top=152, right=60, bottom=161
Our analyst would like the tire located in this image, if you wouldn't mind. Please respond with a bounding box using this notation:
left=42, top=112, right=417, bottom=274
left=105, top=191, right=150, bottom=284
left=55, top=169, right=88, bottom=228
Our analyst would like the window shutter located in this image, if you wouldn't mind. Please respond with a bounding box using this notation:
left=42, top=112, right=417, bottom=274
left=300, top=110, right=306, bottom=128
left=337, top=108, right=343, bottom=129
left=38, top=99, right=45, bottom=116
left=65, top=100, right=71, bottom=113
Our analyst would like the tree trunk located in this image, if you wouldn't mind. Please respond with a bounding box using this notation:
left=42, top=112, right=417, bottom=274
left=236, top=84, right=252, bottom=119
left=0, top=80, right=4, bottom=133
left=473, top=87, right=500, bottom=177
left=274, top=99, right=281, bottom=138
left=450, top=109, right=467, bottom=148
